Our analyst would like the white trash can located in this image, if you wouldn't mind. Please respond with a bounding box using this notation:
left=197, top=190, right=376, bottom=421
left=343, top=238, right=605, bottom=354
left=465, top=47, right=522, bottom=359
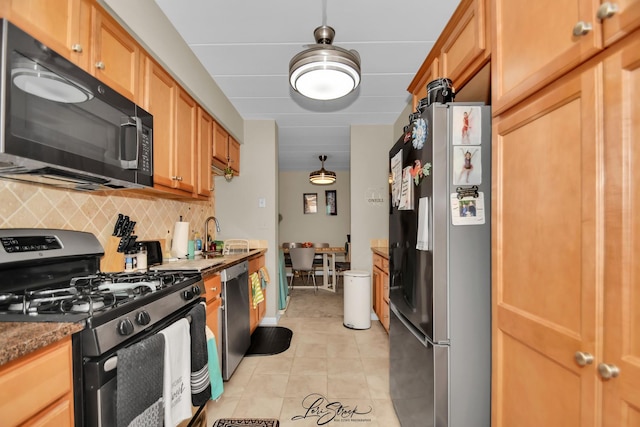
left=343, top=270, right=371, bottom=329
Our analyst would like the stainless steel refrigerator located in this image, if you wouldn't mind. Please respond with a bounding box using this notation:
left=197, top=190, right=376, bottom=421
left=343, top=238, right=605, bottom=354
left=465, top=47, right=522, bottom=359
left=388, top=102, right=491, bottom=427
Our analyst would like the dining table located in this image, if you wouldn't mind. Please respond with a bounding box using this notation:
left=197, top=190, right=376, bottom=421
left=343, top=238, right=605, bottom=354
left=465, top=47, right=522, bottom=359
left=282, top=246, right=346, bottom=293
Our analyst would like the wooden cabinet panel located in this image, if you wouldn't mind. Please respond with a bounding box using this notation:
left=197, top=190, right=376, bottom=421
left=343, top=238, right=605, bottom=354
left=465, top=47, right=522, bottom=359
left=380, top=268, right=389, bottom=332
left=248, top=254, right=266, bottom=333
left=492, top=0, right=601, bottom=115
left=228, top=136, right=240, bottom=174
left=25, top=398, right=73, bottom=427
left=212, top=121, right=228, bottom=170
left=204, top=273, right=222, bottom=302
left=440, top=0, right=488, bottom=87
left=0, top=0, right=88, bottom=68
left=492, top=66, right=600, bottom=427
left=197, top=107, right=213, bottom=198
left=90, top=4, right=139, bottom=102
left=601, top=0, right=640, bottom=47
left=372, top=253, right=389, bottom=333
left=602, top=33, right=640, bottom=427
left=143, top=57, right=176, bottom=189
left=0, top=338, right=73, bottom=426
left=174, top=88, right=196, bottom=193
left=206, top=296, right=222, bottom=348
left=212, top=121, right=240, bottom=175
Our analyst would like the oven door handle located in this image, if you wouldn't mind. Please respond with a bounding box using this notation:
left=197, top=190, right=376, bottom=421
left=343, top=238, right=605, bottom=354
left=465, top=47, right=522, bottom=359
left=104, top=355, right=118, bottom=372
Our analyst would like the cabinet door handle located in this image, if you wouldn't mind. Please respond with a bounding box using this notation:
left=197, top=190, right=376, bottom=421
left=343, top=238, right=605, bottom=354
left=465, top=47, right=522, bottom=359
left=572, top=21, right=593, bottom=36
left=574, top=351, right=594, bottom=366
left=95, top=61, right=106, bottom=70
left=597, top=2, right=619, bottom=20
left=598, top=363, right=620, bottom=379
left=171, top=176, right=183, bottom=181
left=71, top=43, right=83, bottom=53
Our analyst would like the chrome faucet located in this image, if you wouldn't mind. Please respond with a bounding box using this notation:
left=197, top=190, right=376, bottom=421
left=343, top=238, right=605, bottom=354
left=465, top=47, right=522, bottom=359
left=204, top=216, right=221, bottom=249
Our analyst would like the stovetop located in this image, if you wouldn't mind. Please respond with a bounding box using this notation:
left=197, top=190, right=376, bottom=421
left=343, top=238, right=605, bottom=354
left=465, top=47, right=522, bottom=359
left=0, top=228, right=208, bottom=356
left=0, top=270, right=200, bottom=323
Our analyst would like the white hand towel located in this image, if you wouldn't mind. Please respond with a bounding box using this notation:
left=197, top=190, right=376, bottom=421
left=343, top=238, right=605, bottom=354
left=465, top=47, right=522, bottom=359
left=160, top=318, right=192, bottom=427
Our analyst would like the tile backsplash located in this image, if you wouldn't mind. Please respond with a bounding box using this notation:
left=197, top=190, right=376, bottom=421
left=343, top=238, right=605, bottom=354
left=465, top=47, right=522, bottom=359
left=0, top=181, right=215, bottom=251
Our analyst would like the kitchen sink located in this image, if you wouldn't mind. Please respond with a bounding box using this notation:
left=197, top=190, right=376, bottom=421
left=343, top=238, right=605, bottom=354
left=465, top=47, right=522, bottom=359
left=202, top=251, right=224, bottom=259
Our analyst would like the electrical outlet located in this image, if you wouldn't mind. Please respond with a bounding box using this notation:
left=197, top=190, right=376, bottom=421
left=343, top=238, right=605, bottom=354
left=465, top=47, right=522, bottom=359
left=258, top=198, right=266, bottom=208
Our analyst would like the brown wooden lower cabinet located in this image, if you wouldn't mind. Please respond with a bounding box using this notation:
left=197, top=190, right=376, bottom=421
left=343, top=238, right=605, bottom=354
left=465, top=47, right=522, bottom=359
left=372, top=252, right=389, bottom=333
left=492, top=32, right=640, bottom=427
left=248, top=254, right=267, bottom=334
left=0, top=337, right=74, bottom=426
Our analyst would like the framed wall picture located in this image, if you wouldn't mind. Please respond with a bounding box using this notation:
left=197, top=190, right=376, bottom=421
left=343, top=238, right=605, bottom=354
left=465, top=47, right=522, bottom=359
left=326, top=190, right=337, bottom=215
left=303, top=193, right=317, bottom=214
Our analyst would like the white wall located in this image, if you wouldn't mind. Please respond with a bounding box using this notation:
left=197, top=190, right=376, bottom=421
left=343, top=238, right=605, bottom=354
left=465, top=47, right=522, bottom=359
left=278, top=171, right=350, bottom=248
left=214, top=120, right=279, bottom=322
left=395, top=103, right=413, bottom=138
left=350, top=125, right=393, bottom=272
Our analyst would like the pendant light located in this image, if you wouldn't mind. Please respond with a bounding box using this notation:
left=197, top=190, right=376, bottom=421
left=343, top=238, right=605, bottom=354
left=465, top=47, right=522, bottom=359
left=309, top=155, right=336, bottom=185
left=289, top=25, right=361, bottom=100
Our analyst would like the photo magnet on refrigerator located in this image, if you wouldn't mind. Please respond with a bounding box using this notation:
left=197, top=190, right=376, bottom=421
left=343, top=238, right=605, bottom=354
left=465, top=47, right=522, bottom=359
left=451, top=192, right=485, bottom=225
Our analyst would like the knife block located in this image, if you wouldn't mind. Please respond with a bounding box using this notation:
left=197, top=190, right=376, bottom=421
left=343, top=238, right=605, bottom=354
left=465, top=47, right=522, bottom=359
left=101, top=236, right=124, bottom=273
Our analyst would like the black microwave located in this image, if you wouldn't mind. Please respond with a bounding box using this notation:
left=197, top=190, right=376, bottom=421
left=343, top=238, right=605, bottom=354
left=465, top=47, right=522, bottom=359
left=0, top=20, right=153, bottom=191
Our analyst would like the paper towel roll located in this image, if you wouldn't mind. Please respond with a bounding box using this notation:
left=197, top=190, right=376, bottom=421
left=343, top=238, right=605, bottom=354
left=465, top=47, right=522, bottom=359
left=171, top=221, right=190, bottom=259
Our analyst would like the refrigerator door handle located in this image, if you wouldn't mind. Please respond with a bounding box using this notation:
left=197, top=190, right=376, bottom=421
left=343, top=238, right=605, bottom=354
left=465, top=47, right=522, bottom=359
left=389, top=271, right=402, bottom=290
left=390, top=302, right=431, bottom=347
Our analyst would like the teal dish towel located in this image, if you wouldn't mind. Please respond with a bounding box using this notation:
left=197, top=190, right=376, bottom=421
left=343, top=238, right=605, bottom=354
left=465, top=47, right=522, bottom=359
left=278, top=249, right=288, bottom=310
left=205, top=326, right=224, bottom=400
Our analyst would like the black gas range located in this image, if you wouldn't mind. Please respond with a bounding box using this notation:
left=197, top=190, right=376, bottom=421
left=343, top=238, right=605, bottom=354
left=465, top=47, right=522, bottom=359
left=0, top=228, right=204, bottom=426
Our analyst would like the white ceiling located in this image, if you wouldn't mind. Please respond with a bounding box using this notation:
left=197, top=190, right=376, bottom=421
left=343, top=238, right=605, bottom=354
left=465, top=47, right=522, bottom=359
left=154, top=0, right=461, bottom=172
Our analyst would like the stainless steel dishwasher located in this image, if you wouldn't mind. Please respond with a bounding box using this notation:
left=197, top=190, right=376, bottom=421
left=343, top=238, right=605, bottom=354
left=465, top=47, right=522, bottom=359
left=220, top=260, right=250, bottom=380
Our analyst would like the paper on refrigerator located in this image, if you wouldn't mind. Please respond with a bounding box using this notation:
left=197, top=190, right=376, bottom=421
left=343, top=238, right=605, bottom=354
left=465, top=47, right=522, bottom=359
left=416, top=197, right=429, bottom=251
left=391, top=150, right=403, bottom=207
left=398, top=166, right=414, bottom=210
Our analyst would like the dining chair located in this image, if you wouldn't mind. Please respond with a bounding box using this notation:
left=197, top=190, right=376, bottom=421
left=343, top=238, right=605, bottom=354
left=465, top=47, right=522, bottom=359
left=312, top=242, right=329, bottom=275
left=334, top=243, right=351, bottom=287
left=289, top=247, right=317, bottom=294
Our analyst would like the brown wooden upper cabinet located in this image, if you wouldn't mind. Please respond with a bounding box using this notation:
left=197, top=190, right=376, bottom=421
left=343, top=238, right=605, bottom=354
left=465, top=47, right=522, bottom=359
left=1, top=0, right=142, bottom=104
left=408, top=0, right=490, bottom=109
left=90, top=4, right=140, bottom=102
left=143, top=58, right=197, bottom=197
left=3, top=0, right=242, bottom=198
left=196, top=107, right=213, bottom=198
left=0, top=0, right=90, bottom=68
left=213, top=121, right=240, bottom=174
left=492, top=0, right=640, bottom=115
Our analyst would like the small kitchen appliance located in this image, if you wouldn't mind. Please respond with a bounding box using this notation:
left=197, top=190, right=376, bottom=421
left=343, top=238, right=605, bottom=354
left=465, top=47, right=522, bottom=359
left=0, top=228, right=204, bottom=426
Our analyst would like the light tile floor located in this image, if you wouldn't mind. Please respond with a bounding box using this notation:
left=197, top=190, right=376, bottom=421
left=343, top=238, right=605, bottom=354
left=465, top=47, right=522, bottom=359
left=206, top=280, right=401, bottom=427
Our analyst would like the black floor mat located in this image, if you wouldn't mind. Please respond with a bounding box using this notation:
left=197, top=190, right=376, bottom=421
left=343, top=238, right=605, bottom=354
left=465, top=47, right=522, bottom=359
left=245, top=326, right=293, bottom=357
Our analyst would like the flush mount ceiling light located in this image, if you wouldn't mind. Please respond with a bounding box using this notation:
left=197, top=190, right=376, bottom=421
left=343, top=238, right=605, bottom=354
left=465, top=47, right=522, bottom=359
left=309, top=155, right=336, bottom=185
left=289, top=25, right=361, bottom=101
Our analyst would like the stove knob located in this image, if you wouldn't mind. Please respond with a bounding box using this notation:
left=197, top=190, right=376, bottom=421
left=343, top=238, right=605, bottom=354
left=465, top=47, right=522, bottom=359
left=192, top=285, right=201, bottom=295
left=117, top=318, right=134, bottom=336
left=182, top=289, right=194, bottom=300
left=135, top=310, right=151, bottom=326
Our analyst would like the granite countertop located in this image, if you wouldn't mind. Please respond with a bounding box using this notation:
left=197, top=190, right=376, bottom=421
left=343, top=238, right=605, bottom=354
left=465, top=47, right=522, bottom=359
left=0, top=321, right=84, bottom=367
left=371, top=246, right=389, bottom=258
left=0, top=249, right=268, bottom=367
